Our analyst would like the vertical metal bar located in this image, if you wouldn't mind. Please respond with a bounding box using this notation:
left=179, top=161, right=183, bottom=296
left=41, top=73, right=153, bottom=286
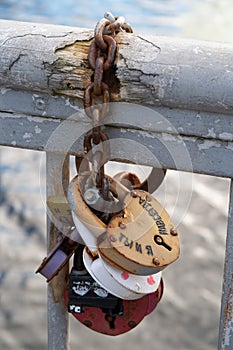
left=218, top=179, right=233, bottom=350
left=46, top=152, right=70, bottom=350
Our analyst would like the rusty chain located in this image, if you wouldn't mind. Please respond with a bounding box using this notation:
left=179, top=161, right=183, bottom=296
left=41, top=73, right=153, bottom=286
left=83, top=12, right=133, bottom=190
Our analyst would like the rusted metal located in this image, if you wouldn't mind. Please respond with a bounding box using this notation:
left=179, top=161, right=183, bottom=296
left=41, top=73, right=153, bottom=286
left=88, top=39, right=99, bottom=70
left=102, top=35, right=117, bottom=70
left=98, top=188, right=180, bottom=275
left=140, top=168, right=167, bottom=193
left=84, top=82, right=110, bottom=120
left=92, top=109, right=101, bottom=145
left=107, top=16, right=126, bottom=35
left=64, top=285, right=163, bottom=336
left=93, top=56, right=104, bottom=96
left=94, top=18, right=110, bottom=50
left=88, top=36, right=116, bottom=71
left=84, top=12, right=134, bottom=195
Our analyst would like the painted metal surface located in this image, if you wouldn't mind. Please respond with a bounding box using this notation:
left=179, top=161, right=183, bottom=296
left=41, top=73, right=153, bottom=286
left=218, top=180, right=233, bottom=350
left=46, top=153, right=70, bottom=350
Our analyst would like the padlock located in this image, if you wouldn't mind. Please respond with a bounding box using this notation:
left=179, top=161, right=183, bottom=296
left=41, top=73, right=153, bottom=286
left=83, top=247, right=145, bottom=300
left=98, top=253, right=162, bottom=295
left=69, top=166, right=179, bottom=274
left=67, top=246, right=124, bottom=315
left=65, top=289, right=161, bottom=336
left=65, top=246, right=164, bottom=336
left=36, top=228, right=83, bottom=282
left=98, top=188, right=180, bottom=275
left=113, top=167, right=167, bottom=194
left=68, top=174, right=107, bottom=239
left=47, top=195, right=73, bottom=226
left=69, top=171, right=143, bottom=253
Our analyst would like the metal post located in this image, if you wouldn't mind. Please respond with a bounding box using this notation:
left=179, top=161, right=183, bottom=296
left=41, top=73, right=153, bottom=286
left=218, top=179, right=233, bottom=350
left=46, top=152, right=70, bottom=350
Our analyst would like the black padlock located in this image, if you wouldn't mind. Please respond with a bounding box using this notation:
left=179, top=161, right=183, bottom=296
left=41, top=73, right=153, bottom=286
left=67, top=245, right=124, bottom=319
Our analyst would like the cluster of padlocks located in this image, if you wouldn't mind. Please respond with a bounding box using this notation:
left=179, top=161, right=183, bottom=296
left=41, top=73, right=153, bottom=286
left=35, top=11, right=180, bottom=336
left=36, top=156, right=180, bottom=336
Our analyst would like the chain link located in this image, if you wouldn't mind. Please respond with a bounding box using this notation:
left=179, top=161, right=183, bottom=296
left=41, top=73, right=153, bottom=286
left=83, top=12, right=133, bottom=189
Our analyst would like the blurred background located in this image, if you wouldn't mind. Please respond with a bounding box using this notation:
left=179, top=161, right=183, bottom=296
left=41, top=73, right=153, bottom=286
left=0, top=0, right=232, bottom=349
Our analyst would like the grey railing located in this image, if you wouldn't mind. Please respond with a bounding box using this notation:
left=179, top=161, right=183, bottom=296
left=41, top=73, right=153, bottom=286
left=0, top=19, right=232, bottom=349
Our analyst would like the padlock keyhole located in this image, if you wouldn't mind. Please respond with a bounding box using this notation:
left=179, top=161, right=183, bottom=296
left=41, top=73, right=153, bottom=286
left=105, top=315, right=116, bottom=329
left=154, top=235, right=172, bottom=251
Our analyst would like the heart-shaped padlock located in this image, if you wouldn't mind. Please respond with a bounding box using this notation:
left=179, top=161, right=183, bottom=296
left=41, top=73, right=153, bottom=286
left=64, top=245, right=164, bottom=336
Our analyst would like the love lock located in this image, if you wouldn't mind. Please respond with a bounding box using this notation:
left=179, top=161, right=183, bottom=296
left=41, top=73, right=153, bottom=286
left=68, top=174, right=107, bottom=254
left=36, top=228, right=83, bottom=282
left=64, top=246, right=164, bottom=336
left=68, top=171, right=141, bottom=253
left=98, top=188, right=180, bottom=275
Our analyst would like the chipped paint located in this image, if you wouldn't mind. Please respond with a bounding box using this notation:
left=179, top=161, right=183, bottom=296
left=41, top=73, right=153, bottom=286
left=1, top=87, right=11, bottom=95
left=207, top=128, right=216, bottom=138
left=27, top=116, right=60, bottom=123
left=161, top=133, right=183, bottom=143
left=23, top=132, right=33, bottom=139
left=65, top=98, right=80, bottom=111
left=198, top=140, right=221, bottom=151
left=226, top=144, right=233, bottom=151
left=223, top=319, right=233, bottom=347
left=34, top=125, right=42, bottom=134
left=219, top=132, right=233, bottom=142
left=11, top=141, right=16, bottom=146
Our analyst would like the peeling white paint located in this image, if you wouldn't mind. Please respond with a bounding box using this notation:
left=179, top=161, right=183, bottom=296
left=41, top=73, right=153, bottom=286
left=214, top=119, right=221, bottom=124
left=11, top=141, right=17, bottom=146
left=1, top=88, right=11, bottom=95
left=158, top=86, right=165, bottom=99
left=226, top=144, right=233, bottom=151
left=23, top=132, right=33, bottom=139
left=161, top=133, right=183, bottom=143
left=27, top=116, right=60, bottom=123
left=34, top=125, right=42, bottom=134
left=206, top=128, right=216, bottom=138
left=217, top=101, right=229, bottom=109
left=219, top=132, right=233, bottom=142
left=198, top=140, right=221, bottom=150
left=65, top=97, right=80, bottom=111
left=27, top=116, right=44, bottom=123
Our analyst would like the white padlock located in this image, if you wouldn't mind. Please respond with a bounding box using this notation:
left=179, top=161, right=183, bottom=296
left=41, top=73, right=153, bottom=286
left=83, top=247, right=146, bottom=300
left=99, top=254, right=162, bottom=294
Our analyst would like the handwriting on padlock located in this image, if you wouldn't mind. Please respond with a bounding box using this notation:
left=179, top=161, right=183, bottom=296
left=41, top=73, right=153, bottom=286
left=98, top=189, right=180, bottom=275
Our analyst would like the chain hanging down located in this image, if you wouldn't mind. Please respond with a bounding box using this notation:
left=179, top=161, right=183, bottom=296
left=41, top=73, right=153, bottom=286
left=83, top=12, right=133, bottom=192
